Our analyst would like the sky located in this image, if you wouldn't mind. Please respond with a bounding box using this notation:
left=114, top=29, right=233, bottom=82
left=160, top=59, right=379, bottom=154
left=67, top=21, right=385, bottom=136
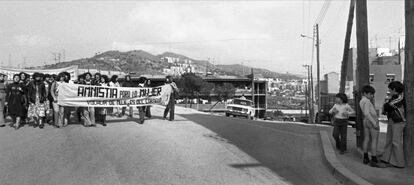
left=0, top=0, right=405, bottom=76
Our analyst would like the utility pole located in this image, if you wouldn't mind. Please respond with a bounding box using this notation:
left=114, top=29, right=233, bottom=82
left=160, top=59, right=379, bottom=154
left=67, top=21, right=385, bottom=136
left=251, top=68, right=255, bottom=117
left=303, top=64, right=313, bottom=124
left=310, top=65, right=314, bottom=124
left=315, top=24, right=321, bottom=124
left=404, top=0, right=414, bottom=167
left=355, top=0, right=370, bottom=148
left=339, top=0, right=356, bottom=94
left=206, top=58, right=209, bottom=76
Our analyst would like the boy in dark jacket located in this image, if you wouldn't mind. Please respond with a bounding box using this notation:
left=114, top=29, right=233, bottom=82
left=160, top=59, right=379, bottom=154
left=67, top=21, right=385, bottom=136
left=381, top=81, right=406, bottom=168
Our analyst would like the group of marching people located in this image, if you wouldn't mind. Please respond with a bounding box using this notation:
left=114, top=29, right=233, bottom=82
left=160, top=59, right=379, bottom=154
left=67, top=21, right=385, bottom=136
left=0, top=71, right=179, bottom=130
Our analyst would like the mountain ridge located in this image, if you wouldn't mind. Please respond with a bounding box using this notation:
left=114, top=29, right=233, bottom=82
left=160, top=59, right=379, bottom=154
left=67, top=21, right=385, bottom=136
left=40, top=50, right=302, bottom=80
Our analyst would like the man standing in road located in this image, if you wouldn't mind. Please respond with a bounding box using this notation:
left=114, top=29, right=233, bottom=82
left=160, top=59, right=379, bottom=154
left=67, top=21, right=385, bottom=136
left=163, top=76, right=179, bottom=121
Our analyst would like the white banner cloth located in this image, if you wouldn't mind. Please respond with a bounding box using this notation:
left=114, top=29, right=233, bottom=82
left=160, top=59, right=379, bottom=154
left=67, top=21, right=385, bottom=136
left=57, top=83, right=173, bottom=107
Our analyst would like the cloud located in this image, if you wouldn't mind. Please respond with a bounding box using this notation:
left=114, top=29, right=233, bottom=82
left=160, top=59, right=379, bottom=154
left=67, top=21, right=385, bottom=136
left=14, top=34, right=51, bottom=47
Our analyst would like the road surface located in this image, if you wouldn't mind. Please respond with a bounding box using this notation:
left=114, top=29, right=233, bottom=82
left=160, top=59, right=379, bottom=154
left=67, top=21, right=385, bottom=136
left=0, top=106, right=290, bottom=185
left=180, top=113, right=341, bottom=185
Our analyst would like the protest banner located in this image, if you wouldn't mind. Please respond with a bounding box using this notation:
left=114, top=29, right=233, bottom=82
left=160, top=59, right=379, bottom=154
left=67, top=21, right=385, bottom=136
left=0, top=66, right=78, bottom=81
left=57, top=83, right=173, bottom=107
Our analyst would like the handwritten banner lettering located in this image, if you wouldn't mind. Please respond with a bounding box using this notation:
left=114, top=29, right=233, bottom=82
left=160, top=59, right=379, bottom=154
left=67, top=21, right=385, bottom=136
left=57, top=83, right=173, bottom=107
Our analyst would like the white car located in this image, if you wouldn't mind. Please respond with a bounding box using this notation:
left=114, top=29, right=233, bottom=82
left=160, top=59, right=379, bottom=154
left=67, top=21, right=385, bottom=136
left=225, top=98, right=255, bottom=119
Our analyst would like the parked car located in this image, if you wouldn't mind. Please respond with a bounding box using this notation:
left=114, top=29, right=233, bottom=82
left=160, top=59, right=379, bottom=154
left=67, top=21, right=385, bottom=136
left=225, top=98, right=255, bottom=119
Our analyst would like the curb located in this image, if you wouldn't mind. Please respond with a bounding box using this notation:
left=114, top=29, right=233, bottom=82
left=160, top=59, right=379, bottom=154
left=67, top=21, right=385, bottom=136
left=319, top=130, right=373, bottom=185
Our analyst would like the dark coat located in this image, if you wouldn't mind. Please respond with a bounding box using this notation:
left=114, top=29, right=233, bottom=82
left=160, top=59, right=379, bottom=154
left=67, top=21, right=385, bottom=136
left=27, top=81, right=47, bottom=104
left=383, top=94, right=406, bottom=123
left=6, top=82, right=26, bottom=116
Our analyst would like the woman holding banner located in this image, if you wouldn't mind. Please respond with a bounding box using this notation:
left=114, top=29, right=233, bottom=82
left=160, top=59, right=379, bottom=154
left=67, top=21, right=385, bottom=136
left=136, top=77, right=148, bottom=124
left=50, top=72, right=66, bottom=128
left=6, top=74, right=26, bottom=129
left=109, top=75, right=121, bottom=117
left=96, top=75, right=109, bottom=126
left=121, top=75, right=134, bottom=118
left=75, top=74, right=85, bottom=123
left=80, top=72, right=96, bottom=127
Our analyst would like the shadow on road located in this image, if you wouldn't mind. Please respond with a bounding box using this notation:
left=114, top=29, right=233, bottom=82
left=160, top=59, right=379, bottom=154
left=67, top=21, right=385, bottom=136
left=180, top=113, right=340, bottom=185
left=229, top=163, right=264, bottom=168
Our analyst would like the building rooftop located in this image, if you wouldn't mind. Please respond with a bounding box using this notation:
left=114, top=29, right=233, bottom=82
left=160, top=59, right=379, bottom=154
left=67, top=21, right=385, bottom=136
left=371, top=55, right=400, bottom=65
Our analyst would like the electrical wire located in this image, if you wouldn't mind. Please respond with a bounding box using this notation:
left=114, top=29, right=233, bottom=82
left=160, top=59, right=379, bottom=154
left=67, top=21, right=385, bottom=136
left=315, top=0, right=332, bottom=26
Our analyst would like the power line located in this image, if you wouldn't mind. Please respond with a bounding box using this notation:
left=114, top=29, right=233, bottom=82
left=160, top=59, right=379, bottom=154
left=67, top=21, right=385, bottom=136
left=315, top=0, right=332, bottom=26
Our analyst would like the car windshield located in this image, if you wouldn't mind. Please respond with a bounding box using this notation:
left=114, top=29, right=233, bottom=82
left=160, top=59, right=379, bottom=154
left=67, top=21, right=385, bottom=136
left=233, top=99, right=252, bottom=106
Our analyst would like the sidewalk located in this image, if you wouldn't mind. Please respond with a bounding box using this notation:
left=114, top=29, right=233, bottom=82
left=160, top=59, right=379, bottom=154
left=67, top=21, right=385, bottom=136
left=324, top=124, right=414, bottom=185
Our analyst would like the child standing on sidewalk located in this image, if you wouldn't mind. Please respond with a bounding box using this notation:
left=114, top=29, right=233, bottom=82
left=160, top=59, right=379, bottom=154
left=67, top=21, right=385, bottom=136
left=359, top=85, right=382, bottom=167
left=329, top=93, right=355, bottom=154
left=381, top=81, right=406, bottom=168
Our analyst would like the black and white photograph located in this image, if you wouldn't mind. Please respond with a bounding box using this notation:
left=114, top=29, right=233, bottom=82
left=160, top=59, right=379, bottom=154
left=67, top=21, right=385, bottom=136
left=0, top=0, right=414, bottom=184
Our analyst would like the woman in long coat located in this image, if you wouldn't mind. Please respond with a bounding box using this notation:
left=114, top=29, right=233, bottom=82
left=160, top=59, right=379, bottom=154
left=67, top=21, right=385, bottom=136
left=27, top=72, right=47, bottom=128
left=6, top=74, right=26, bottom=129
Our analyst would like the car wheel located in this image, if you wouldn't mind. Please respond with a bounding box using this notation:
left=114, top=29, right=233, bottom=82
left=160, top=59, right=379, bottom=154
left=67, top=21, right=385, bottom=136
left=225, top=113, right=229, bottom=117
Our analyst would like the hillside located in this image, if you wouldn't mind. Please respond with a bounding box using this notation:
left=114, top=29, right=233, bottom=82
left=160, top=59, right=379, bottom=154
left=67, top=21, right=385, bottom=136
left=216, top=64, right=302, bottom=80
left=42, top=50, right=302, bottom=79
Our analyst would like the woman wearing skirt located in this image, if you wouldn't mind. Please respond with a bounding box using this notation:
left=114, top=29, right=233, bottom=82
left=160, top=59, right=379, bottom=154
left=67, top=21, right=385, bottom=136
left=27, top=73, right=47, bottom=129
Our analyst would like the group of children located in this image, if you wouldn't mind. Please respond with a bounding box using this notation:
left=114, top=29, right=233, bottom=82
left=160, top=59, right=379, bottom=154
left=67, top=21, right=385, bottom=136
left=329, top=81, right=406, bottom=168
left=0, top=72, right=178, bottom=130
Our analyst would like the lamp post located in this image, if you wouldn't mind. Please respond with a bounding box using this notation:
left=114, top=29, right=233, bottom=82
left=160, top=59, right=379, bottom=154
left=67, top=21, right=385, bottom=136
left=301, top=25, right=321, bottom=124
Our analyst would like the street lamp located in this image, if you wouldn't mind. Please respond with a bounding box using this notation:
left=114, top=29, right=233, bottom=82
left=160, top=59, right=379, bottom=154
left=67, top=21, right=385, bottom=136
left=300, top=24, right=321, bottom=124
left=300, top=34, right=313, bottom=39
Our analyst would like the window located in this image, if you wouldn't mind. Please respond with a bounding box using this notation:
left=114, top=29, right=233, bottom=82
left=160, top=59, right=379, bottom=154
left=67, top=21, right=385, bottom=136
left=385, top=74, right=395, bottom=84
left=369, top=74, right=374, bottom=83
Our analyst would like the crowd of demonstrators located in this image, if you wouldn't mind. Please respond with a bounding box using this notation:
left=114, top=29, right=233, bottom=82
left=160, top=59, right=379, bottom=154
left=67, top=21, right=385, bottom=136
left=0, top=71, right=177, bottom=129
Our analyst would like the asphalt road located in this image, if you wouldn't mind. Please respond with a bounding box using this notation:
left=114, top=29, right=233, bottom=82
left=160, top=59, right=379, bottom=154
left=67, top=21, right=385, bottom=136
left=0, top=106, right=289, bottom=185
left=180, top=113, right=342, bottom=185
